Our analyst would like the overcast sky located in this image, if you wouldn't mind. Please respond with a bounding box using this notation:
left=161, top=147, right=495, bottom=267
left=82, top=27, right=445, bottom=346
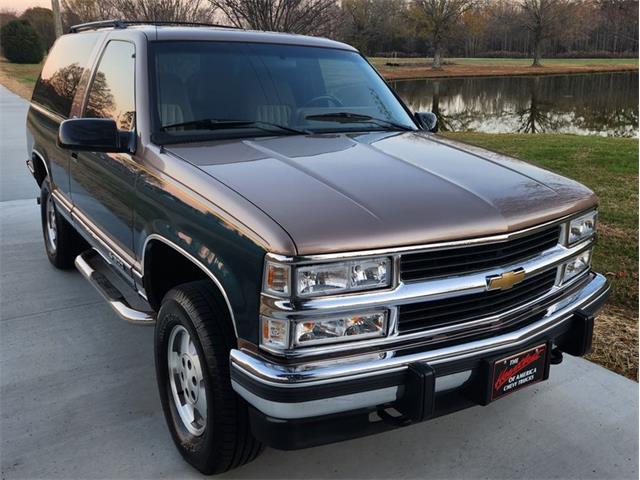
left=3, top=0, right=50, bottom=14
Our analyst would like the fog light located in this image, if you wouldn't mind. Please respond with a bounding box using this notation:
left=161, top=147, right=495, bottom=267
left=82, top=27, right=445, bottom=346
left=563, top=250, right=591, bottom=283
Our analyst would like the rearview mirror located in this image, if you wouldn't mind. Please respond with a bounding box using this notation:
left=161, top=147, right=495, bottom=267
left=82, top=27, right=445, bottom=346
left=58, top=118, right=134, bottom=153
left=415, top=112, right=438, bottom=133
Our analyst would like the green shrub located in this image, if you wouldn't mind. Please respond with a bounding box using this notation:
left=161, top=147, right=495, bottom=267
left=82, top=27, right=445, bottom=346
left=0, top=20, right=43, bottom=64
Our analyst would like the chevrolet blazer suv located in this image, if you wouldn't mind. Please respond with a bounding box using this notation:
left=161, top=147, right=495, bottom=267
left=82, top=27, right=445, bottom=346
left=26, top=20, right=610, bottom=474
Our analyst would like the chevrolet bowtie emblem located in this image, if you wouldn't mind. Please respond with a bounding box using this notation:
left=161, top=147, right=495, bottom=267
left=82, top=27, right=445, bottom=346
left=486, top=268, right=526, bottom=291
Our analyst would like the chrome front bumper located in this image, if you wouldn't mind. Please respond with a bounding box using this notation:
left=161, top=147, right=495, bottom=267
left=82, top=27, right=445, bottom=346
left=231, top=273, right=609, bottom=420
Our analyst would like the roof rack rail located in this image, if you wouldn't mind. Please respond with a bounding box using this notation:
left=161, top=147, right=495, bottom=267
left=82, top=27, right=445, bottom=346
left=69, top=19, right=242, bottom=34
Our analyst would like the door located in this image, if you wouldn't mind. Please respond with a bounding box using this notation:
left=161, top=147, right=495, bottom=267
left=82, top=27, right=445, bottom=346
left=69, top=40, right=138, bottom=272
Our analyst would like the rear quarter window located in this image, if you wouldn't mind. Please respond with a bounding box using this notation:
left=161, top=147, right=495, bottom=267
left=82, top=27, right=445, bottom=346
left=32, top=33, right=101, bottom=118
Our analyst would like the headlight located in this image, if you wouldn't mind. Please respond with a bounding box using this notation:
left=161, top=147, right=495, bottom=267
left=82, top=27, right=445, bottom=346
left=563, top=250, right=592, bottom=283
left=296, top=257, right=391, bottom=297
left=568, top=210, right=597, bottom=245
left=261, top=310, right=388, bottom=350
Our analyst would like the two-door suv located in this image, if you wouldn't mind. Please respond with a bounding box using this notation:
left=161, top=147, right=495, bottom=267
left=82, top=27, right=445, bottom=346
left=26, top=20, right=609, bottom=474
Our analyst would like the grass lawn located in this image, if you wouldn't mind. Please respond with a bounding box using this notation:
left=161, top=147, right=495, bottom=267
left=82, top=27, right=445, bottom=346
left=443, top=132, right=638, bottom=380
left=0, top=56, right=42, bottom=99
left=370, top=57, right=639, bottom=67
left=370, top=56, right=639, bottom=80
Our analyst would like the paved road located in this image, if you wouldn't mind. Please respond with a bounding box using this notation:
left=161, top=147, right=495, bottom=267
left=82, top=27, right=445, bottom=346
left=0, top=86, right=38, bottom=202
left=0, top=85, right=638, bottom=479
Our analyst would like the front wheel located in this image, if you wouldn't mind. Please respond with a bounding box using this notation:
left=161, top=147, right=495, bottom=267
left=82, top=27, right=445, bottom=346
left=154, top=280, right=263, bottom=474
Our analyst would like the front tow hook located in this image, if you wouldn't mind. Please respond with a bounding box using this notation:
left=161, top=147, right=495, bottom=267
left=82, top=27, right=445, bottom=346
left=550, top=348, right=564, bottom=365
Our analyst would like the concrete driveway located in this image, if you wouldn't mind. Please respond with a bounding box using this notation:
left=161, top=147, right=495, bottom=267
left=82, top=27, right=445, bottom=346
left=0, top=84, right=638, bottom=479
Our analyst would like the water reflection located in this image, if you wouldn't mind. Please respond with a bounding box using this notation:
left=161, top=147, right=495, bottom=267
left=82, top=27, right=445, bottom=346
left=392, top=72, right=638, bottom=137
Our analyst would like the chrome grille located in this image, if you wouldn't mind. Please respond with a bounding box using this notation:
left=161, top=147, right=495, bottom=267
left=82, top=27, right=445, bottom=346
left=400, top=226, right=561, bottom=282
left=398, top=268, right=558, bottom=334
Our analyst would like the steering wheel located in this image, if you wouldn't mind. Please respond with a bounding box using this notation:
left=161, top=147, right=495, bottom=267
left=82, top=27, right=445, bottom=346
left=303, top=95, right=343, bottom=108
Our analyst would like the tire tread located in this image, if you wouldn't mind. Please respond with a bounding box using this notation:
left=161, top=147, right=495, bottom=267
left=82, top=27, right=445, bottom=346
left=156, top=280, right=262, bottom=474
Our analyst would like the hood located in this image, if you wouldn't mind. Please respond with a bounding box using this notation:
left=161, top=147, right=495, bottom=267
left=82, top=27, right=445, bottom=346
left=167, top=132, right=596, bottom=255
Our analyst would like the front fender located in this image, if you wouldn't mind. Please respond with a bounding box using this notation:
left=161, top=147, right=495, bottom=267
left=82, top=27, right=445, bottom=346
left=134, top=166, right=266, bottom=344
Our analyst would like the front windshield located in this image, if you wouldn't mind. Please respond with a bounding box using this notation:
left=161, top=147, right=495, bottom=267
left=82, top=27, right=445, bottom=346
left=150, top=41, right=417, bottom=143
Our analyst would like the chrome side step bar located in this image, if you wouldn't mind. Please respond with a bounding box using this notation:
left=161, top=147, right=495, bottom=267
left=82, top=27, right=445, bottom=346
left=75, top=250, right=156, bottom=326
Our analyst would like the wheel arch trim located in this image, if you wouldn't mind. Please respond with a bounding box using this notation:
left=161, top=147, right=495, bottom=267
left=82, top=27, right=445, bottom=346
left=141, top=234, right=239, bottom=338
left=31, top=148, right=51, bottom=184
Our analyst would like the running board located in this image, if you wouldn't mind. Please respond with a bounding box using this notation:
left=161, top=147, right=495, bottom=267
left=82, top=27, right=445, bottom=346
left=75, top=250, right=156, bottom=326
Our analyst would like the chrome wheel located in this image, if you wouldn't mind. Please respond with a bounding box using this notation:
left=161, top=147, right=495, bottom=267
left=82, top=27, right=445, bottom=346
left=45, top=193, right=57, bottom=252
left=168, top=325, right=207, bottom=436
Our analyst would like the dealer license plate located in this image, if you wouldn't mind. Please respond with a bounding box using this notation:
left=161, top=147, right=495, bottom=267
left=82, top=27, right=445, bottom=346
left=490, top=344, right=547, bottom=401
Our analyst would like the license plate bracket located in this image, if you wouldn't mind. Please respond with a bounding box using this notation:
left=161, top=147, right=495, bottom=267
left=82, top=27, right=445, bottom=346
left=480, top=342, right=552, bottom=405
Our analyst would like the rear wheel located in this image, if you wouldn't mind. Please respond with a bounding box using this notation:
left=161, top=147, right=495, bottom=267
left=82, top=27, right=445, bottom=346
left=40, top=178, right=86, bottom=269
left=155, top=280, right=263, bottom=474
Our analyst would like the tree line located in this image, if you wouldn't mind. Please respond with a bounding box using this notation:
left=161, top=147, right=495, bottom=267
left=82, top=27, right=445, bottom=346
left=339, top=0, right=638, bottom=64
left=1, top=0, right=638, bottom=66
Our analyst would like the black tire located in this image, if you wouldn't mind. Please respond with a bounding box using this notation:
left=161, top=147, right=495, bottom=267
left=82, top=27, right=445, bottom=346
left=155, top=280, right=263, bottom=475
left=40, top=178, right=86, bottom=269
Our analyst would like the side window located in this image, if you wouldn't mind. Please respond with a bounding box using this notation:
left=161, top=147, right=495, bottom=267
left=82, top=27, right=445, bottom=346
left=85, top=41, right=135, bottom=131
left=32, top=33, right=100, bottom=118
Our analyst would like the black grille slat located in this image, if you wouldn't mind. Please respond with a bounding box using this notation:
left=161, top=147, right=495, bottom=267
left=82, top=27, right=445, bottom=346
left=401, top=242, right=558, bottom=276
left=398, top=269, right=557, bottom=333
left=401, top=226, right=560, bottom=282
left=399, top=280, right=554, bottom=327
left=400, top=269, right=556, bottom=317
left=401, top=228, right=560, bottom=265
left=400, top=275, right=554, bottom=324
left=401, top=234, right=559, bottom=271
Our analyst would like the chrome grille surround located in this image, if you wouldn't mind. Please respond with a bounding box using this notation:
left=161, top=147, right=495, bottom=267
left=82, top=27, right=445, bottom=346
left=400, top=225, right=561, bottom=281
left=262, top=212, right=595, bottom=359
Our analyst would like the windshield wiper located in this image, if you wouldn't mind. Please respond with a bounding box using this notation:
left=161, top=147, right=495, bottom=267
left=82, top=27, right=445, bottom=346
left=161, top=118, right=310, bottom=135
left=305, top=112, right=415, bottom=131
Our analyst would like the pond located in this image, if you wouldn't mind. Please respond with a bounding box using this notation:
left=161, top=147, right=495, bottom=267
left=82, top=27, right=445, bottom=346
left=390, top=72, right=638, bottom=137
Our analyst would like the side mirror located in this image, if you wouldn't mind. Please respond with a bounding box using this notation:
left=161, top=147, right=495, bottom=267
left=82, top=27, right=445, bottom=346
left=415, top=112, right=438, bottom=133
left=58, top=118, right=134, bottom=153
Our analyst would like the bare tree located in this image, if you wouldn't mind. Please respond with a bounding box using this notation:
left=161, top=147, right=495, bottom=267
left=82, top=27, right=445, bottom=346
left=341, top=0, right=406, bottom=55
left=414, top=0, right=475, bottom=69
left=61, top=0, right=213, bottom=26
left=61, top=0, right=117, bottom=26
left=521, top=0, right=567, bottom=66
left=210, top=0, right=338, bottom=35
left=109, top=0, right=214, bottom=22
left=596, top=0, right=639, bottom=53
